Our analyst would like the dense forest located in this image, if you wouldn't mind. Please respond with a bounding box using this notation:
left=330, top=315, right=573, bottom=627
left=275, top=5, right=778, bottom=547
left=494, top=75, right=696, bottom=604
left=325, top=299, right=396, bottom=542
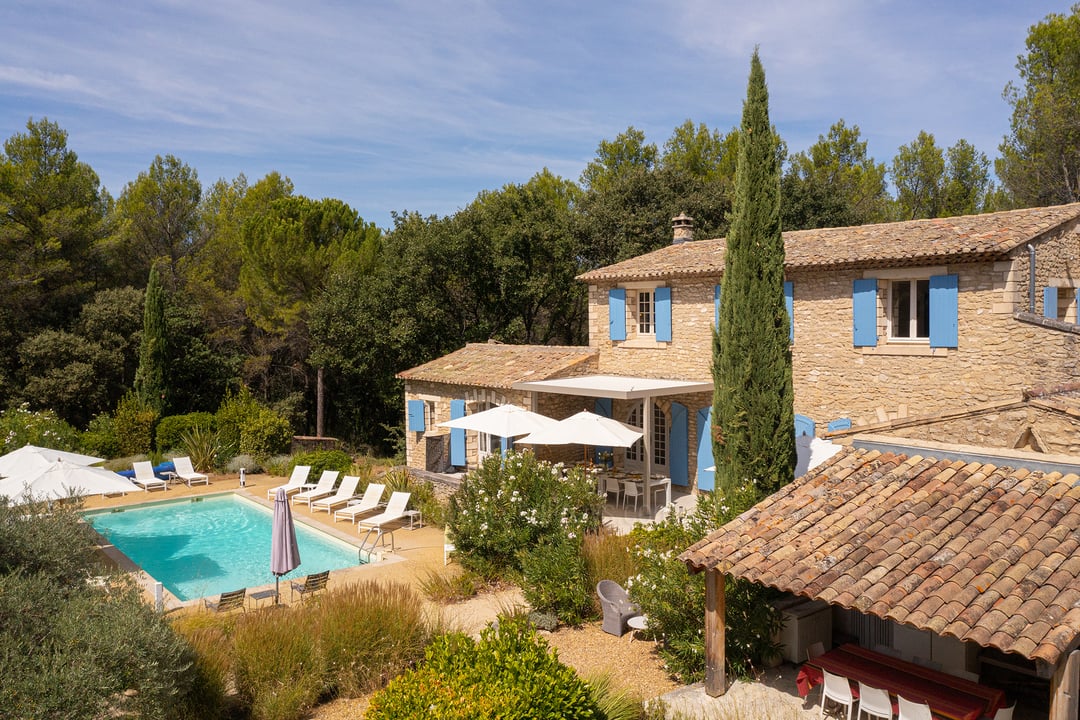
left=1, top=6, right=1077, bottom=456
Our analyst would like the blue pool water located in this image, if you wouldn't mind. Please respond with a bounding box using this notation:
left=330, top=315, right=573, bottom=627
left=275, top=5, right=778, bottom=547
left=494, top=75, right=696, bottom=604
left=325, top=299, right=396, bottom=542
left=84, top=493, right=362, bottom=601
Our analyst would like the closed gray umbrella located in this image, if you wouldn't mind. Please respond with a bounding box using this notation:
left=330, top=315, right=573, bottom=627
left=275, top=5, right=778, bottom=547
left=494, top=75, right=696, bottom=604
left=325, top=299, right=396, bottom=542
left=271, top=488, right=301, bottom=604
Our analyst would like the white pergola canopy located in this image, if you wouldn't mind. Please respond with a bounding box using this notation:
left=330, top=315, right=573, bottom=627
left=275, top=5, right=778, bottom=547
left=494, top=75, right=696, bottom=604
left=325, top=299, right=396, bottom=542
left=512, top=374, right=712, bottom=399
left=512, top=375, right=713, bottom=513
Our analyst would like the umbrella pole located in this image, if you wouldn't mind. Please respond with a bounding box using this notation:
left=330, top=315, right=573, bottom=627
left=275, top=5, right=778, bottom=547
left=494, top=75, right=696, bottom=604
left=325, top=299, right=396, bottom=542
left=275, top=576, right=280, bottom=605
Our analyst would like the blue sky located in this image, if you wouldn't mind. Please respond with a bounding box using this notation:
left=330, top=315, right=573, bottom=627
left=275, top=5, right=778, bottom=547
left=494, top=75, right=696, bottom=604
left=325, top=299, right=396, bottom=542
left=0, top=1, right=1072, bottom=230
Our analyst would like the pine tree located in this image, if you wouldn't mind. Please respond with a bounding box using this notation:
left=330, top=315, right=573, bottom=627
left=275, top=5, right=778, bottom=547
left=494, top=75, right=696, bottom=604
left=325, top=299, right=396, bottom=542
left=134, top=264, right=168, bottom=415
left=712, top=50, right=796, bottom=496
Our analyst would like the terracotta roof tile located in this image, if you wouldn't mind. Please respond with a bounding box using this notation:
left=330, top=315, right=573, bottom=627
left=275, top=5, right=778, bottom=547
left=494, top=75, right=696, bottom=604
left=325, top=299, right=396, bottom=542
left=397, top=343, right=596, bottom=388
left=580, top=204, right=1080, bottom=282
left=680, top=447, right=1080, bottom=667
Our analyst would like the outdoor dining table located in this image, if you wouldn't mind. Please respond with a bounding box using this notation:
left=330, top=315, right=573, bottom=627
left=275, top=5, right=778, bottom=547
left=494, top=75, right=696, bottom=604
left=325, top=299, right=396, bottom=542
left=797, top=644, right=1006, bottom=720
left=598, top=470, right=671, bottom=508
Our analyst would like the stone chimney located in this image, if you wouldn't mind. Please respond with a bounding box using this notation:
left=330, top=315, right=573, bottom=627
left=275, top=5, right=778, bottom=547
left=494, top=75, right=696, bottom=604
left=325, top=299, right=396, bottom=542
left=672, top=213, right=694, bottom=244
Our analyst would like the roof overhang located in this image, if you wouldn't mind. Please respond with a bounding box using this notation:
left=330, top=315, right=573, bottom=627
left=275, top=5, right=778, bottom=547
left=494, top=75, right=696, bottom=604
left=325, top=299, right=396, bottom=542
left=512, top=374, right=712, bottom=400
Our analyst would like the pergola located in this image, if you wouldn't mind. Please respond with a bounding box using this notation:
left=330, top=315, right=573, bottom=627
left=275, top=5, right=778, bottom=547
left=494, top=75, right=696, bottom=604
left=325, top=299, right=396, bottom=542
left=680, top=445, right=1080, bottom=720
left=512, top=374, right=712, bottom=513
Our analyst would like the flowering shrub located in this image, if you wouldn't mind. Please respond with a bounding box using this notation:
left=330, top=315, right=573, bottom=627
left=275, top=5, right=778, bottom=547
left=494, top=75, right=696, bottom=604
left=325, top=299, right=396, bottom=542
left=365, top=616, right=600, bottom=719
left=520, top=534, right=592, bottom=624
left=447, top=451, right=603, bottom=579
left=628, top=478, right=782, bottom=681
left=0, top=403, right=80, bottom=454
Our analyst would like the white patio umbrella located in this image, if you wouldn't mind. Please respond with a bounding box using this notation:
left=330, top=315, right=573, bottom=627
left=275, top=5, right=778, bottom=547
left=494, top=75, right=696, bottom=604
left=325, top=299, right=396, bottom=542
left=517, top=410, right=644, bottom=449
left=437, top=404, right=558, bottom=438
left=0, top=459, right=136, bottom=504
left=0, top=444, right=103, bottom=479
left=270, top=488, right=301, bottom=605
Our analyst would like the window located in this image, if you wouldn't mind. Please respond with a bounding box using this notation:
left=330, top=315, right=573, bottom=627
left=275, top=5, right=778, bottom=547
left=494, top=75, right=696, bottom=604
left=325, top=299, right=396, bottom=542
left=625, top=403, right=667, bottom=468
left=888, top=279, right=930, bottom=340
left=637, top=290, right=654, bottom=335
left=424, top=401, right=435, bottom=430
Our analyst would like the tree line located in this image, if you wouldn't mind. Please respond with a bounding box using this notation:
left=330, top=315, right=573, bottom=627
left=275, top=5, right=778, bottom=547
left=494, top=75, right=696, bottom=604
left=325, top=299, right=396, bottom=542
left=0, top=5, right=1076, bottom=455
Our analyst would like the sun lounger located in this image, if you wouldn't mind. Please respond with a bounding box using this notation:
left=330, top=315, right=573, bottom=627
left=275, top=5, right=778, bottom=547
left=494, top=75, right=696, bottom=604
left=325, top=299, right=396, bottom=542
left=291, top=470, right=339, bottom=508
left=333, top=482, right=384, bottom=521
left=332, top=482, right=385, bottom=523
left=357, top=491, right=411, bottom=553
left=266, top=465, right=311, bottom=500
left=172, top=456, right=209, bottom=486
left=311, top=475, right=362, bottom=513
left=132, top=461, right=167, bottom=491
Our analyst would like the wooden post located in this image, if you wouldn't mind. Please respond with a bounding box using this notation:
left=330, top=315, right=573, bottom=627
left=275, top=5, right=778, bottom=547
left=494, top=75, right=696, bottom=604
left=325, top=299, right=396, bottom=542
left=1049, top=649, right=1079, bottom=720
left=705, top=568, right=726, bottom=696
left=316, top=366, right=325, bottom=438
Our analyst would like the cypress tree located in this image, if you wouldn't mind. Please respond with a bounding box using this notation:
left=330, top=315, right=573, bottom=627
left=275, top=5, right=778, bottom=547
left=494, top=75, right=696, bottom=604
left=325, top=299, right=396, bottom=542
left=134, top=263, right=168, bottom=415
left=712, top=50, right=796, bottom=496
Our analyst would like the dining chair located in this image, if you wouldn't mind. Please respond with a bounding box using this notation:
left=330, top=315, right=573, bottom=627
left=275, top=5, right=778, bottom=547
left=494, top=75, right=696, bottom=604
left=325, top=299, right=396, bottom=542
left=604, top=475, right=623, bottom=505
left=821, top=669, right=856, bottom=720
left=806, top=641, right=825, bottom=661
left=856, top=681, right=893, bottom=720
left=991, top=702, right=1015, bottom=720
left=896, top=695, right=932, bottom=720
left=622, top=480, right=642, bottom=512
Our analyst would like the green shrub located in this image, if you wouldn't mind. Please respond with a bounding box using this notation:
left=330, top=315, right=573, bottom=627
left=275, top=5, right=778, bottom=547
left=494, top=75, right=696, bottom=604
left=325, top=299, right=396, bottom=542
left=379, top=467, right=445, bottom=528
left=180, top=425, right=221, bottom=474
left=80, top=412, right=120, bottom=459
left=290, top=449, right=352, bottom=478
left=0, top=402, right=80, bottom=454
left=231, top=606, right=323, bottom=720
left=156, top=412, right=215, bottom=452
left=316, top=580, right=430, bottom=698
left=365, top=616, right=601, bottom=719
left=628, top=482, right=783, bottom=682
left=113, top=391, right=158, bottom=457
left=215, top=386, right=259, bottom=456
left=520, top=534, right=592, bottom=625
left=239, top=407, right=292, bottom=458
left=447, top=451, right=603, bottom=579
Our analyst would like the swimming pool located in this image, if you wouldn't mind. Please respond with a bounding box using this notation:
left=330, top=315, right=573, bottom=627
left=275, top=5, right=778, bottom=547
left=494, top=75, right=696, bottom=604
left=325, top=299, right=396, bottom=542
left=84, top=493, right=363, bottom=601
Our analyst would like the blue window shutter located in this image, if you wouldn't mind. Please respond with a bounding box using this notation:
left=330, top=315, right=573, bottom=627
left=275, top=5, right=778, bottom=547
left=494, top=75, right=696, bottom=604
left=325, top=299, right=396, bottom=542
left=406, top=400, right=425, bottom=432
left=655, top=286, right=672, bottom=341
left=784, top=281, right=794, bottom=343
left=1044, top=287, right=1059, bottom=319
left=670, top=402, right=688, bottom=487
left=608, top=289, right=626, bottom=341
left=794, top=414, right=816, bottom=438
left=593, top=398, right=613, bottom=464
left=695, top=407, right=715, bottom=492
left=827, top=417, right=852, bottom=432
left=853, top=278, right=878, bottom=347
left=714, top=284, right=721, bottom=327
left=929, top=274, right=959, bottom=348
left=449, top=399, right=465, bottom=466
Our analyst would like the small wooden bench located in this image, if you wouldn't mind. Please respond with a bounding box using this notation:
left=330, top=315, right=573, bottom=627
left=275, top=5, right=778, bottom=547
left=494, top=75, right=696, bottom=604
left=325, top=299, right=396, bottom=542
left=290, top=571, right=329, bottom=602
left=204, top=588, right=247, bottom=613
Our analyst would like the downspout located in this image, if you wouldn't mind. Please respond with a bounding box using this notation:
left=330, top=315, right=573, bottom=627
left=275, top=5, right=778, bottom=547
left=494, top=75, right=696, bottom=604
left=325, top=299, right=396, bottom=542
left=1028, top=244, right=1036, bottom=314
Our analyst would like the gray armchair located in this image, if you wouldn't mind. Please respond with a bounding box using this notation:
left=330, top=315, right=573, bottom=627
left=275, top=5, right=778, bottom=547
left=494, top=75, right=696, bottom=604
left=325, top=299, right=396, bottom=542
left=597, top=580, right=641, bottom=636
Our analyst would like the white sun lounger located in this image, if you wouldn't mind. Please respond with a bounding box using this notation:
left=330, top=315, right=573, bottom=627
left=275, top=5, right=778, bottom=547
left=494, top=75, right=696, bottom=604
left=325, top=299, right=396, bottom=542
left=332, top=483, right=385, bottom=523
left=132, top=461, right=167, bottom=491
left=291, top=470, right=339, bottom=508
left=311, top=475, right=362, bottom=513
left=266, top=465, right=311, bottom=500
left=172, top=456, right=209, bottom=486
left=357, top=491, right=411, bottom=553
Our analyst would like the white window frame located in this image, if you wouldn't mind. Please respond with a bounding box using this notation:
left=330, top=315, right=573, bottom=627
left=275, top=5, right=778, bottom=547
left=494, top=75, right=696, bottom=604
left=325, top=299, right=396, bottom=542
left=637, top=289, right=654, bottom=336
left=886, top=278, right=930, bottom=342
left=872, top=266, right=945, bottom=345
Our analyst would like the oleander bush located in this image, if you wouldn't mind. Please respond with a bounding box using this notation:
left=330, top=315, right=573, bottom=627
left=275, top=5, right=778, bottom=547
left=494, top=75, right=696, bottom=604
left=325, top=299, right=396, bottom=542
left=0, top=402, right=80, bottom=454
left=447, top=451, right=603, bottom=579
left=520, top=533, right=592, bottom=625
left=365, top=616, right=602, bottom=719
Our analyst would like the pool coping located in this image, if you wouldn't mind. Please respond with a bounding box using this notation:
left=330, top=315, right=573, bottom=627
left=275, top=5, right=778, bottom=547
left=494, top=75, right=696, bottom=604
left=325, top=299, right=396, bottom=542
left=83, top=489, right=404, bottom=611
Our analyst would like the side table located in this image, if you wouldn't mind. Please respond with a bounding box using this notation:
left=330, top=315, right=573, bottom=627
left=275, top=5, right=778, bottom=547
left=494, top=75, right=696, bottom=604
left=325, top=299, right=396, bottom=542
left=249, top=588, right=278, bottom=608
left=403, top=509, right=423, bottom=529
left=626, top=614, right=649, bottom=642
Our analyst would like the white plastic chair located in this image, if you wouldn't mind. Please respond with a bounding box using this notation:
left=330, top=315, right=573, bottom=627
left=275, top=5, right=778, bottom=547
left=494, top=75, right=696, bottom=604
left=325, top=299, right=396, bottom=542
left=896, top=695, right=931, bottom=720
left=622, top=480, right=642, bottom=512
left=856, top=682, right=893, bottom=720
left=821, top=669, right=855, bottom=720
left=172, top=456, right=209, bottom=486
left=807, top=641, right=825, bottom=661
left=991, top=702, right=1015, bottom=720
left=604, top=475, right=623, bottom=505
left=291, top=470, right=339, bottom=507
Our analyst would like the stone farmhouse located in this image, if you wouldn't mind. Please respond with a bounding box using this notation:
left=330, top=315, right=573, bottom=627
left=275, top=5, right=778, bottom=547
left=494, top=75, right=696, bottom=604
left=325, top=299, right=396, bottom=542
left=399, top=203, right=1080, bottom=498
